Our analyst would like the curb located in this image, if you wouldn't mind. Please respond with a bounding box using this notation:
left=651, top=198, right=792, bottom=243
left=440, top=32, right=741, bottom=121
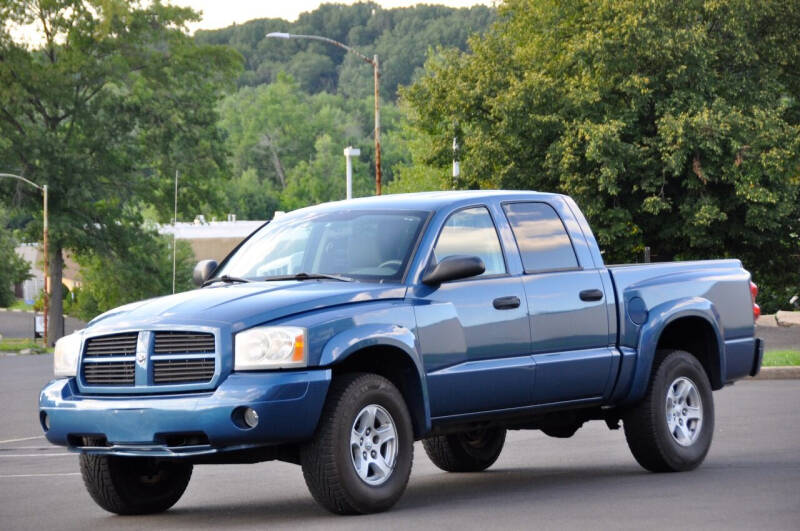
left=750, top=366, right=800, bottom=380
left=756, top=312, right=800, bottom=328
left=0, top=351, right=51, bottom=357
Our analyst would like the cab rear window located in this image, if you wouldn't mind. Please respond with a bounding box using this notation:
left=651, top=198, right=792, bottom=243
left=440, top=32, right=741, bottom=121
left=503, top=202, right=578, bottom=273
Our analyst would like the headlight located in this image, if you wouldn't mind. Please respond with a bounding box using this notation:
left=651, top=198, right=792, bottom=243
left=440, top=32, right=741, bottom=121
left=54, top=332, right=82, bottom=378
left=234, top=326, right=307, bottom=370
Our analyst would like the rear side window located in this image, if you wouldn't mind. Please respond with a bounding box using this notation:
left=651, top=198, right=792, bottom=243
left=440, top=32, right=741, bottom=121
left=434, top=207, right=506, bottom=276
left=503, top=202, right=579, bottom=273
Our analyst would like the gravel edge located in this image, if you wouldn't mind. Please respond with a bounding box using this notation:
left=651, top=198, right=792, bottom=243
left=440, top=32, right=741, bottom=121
left=751, top=366, right=800, bottom=380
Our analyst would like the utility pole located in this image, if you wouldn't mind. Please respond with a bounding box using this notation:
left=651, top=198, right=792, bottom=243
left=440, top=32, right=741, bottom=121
left=373, top=54, right=381, bottom=195
left=42, top=184, right=48, bottom=343
left=172, top=170, right=178, bottom=294
left=266, top=33, right=382, bottom=195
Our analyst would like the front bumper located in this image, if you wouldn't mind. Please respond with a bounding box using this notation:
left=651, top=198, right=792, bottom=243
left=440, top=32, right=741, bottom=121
left=39, top=370, right=331, bottom=457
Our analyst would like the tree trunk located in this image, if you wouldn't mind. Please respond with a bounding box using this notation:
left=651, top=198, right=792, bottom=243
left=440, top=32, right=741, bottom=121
left=47, top=247, right=64, bottom=345
left=260, top=132, right=286, bottom=188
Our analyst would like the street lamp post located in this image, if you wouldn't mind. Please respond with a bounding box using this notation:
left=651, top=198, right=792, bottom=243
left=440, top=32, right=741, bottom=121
left=0, top=173, right=49, bottom=343
left=266, top=32, right=382, bottom=195
left=343, top=146, right=361, bottom=199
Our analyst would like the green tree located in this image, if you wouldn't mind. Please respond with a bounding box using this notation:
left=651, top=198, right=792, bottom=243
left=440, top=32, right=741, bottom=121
left=70, top=230, right=194, bottom=321
left=221, top=168, right=281, bottom=220
left=405, top=0, right=800, bottom=312
left=0, top=207, right=30, bottom=307
left=0, top=0, right=242, bottom=341
left=217, top=76, right=412, bottom=212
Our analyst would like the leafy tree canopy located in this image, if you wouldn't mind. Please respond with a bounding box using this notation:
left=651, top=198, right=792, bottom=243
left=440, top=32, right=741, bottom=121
left=0, top=206, right=31, bottom=307
left=216, top=75, right=410, bottom=216
left=0, top=0, right=243, bottom=339
left=404, top=0, right=800, bottom=312
left=68, top=229, right=195, bottom=321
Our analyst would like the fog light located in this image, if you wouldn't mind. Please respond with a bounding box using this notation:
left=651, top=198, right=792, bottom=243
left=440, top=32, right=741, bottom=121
left=243, top=408, right=259, bottom=428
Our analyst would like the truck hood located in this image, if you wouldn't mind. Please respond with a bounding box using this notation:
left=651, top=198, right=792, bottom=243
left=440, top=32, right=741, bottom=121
left=86, top=281, right=408, bottom=333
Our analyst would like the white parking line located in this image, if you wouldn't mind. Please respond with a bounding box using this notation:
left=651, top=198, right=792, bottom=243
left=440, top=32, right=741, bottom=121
left=0, top=454, right=72, bottom=457
left=0, top=436, right=44, bottom=444
left=0, top=473, right=80, bottom=478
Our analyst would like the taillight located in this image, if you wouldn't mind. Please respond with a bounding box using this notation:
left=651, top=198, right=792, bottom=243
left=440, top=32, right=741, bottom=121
left=750, top=281, right=760, bottom=320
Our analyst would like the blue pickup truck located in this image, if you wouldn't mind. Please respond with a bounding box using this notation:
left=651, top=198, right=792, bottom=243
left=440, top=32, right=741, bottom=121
left=40, top=191, right=762, bottom=515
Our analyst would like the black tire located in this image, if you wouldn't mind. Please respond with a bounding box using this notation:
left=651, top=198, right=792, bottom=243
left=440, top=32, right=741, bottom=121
left=79, top=454, right=192, bottom=515
left=300, top=373, right=414, bottom=514
left=623, top=349, right=715, bottom=472
left=541, top=424, right=581, bottom=439
left=422, top=427, right=506, bottom=472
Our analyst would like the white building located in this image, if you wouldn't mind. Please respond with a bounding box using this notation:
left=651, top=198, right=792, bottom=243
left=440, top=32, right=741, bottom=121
left=158, top=217, right=267, bottom=263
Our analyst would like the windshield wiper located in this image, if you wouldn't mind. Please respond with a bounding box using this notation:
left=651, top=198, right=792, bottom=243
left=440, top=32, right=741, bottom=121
left=202, top=275, right=252, bottom=287
left=260, top=272, right=354, bottom=282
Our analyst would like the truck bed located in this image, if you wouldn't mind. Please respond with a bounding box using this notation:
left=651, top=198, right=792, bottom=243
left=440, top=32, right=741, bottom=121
left=606, top=259, right=758, bottom=402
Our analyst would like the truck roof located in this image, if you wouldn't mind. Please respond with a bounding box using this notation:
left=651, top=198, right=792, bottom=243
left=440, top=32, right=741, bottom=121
left=291, top=190, right=565, bottom=214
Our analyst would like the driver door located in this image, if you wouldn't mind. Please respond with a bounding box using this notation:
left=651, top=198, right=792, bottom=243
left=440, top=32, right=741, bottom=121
left=411, top=206, right=532, bottom=418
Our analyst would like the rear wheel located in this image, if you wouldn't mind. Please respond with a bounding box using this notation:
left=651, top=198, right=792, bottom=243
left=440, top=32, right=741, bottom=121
left=623, top=350, right=715, bottom=472
left=300, top=373, right=414, bottom=514
left=423, top=427, right=506, bottom=472
left=79, top=454, right=192, bottom=515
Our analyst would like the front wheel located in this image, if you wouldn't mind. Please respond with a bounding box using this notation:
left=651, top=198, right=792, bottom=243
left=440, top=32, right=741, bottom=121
left=79, top=454, right=192, bottom=514
left=623, top=349, right=715, bottom=472
left=300, top=373, right=414, bottom=514
left=423, top=427, right=506, bottom=472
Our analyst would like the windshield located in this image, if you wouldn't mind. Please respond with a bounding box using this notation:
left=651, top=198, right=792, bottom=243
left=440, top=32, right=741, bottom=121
left=216, top=209, right=429, bottom=283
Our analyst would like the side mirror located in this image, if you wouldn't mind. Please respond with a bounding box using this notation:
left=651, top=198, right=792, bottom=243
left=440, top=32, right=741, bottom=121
left=193, top=259, right=218, bottom=286
left=422, top=255, right=485, bottom=285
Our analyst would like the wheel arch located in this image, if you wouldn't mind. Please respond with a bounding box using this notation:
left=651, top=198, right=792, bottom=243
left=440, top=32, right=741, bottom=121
left=655, top=316, right=722, bottom=388
left=622, top=298, right=725, bottom=404
left=320, top=324, right=431, bottom=438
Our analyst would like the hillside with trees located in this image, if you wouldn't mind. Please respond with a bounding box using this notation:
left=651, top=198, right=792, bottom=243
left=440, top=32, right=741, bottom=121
left=195, top=3, right=494, bottom=97
left=202, top=3, right=495, bottom=220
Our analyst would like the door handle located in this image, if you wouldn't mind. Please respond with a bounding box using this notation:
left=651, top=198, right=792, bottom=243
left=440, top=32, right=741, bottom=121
left=579, top=289, right=604, bottom=302
left=493, top=296, right=521, bottom=310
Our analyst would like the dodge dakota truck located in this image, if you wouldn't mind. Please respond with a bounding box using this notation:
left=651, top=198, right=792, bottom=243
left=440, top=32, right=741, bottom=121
left=39, top=191, right=763, bottom=515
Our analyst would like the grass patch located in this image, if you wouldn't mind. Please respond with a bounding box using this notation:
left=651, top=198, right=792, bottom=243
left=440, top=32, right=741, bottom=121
left=6, top=299, right=34, bottom=311
left=763, top=350, right=800, bottom=367
left=0, top=338, right=52, bottom=354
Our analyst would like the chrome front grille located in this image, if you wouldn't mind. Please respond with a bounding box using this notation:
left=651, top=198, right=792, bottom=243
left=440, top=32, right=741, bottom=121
left=82, top=360, right=136, bottom=385
left=80, top=330, right=217, bottom=390
left=84, top=333, right=138, bottom=357
left=153, top=358, right=216, bottom=384
left=153, top=331, right=215, bottom=354
left=82, top=333, right=138, bottom=385
left=152, top=331, right=216, bottom=385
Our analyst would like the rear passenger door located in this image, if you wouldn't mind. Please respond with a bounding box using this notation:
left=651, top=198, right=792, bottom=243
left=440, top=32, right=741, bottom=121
left=502, top=201, right=616, bottom=404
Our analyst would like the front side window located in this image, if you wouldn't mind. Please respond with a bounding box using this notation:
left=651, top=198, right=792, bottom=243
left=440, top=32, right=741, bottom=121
left=217, top=210, right=428, bottom=282
left=433, top=207, right=506, bottom=276
left=503, top=202, right=578, bottom=273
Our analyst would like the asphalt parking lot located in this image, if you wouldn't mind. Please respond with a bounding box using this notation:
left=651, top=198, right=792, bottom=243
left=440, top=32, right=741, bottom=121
left=1, top=353, right=798, bottom=530
left=0, top=309, right=85, bottom=339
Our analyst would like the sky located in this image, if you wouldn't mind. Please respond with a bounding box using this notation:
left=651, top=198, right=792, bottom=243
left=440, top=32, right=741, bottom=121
left=170, top=1, right=495, bottom=32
